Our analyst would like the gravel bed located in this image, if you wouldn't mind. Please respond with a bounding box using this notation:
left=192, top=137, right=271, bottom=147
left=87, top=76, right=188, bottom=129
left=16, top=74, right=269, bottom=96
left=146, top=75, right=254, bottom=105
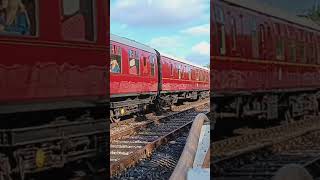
left=111, top=130, right=189, bottom=180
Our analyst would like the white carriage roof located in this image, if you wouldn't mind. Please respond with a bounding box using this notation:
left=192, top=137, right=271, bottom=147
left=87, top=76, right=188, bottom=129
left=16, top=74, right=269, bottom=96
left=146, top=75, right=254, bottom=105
left=223, top=0, right=320, bottom=32
left=160, top=52, right=209, bottom=71
left=110, top=34, right=156, bottom=54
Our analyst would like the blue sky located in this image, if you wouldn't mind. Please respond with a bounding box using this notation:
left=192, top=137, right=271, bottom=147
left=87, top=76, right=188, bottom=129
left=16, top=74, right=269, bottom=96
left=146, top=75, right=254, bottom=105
left=110, top=0, right=210, bottom=66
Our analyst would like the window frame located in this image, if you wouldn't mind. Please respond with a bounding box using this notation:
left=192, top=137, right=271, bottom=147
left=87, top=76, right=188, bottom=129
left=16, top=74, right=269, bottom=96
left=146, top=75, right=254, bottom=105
left=317, top=43, right=320, bottom=64
left=215, top=5, right=226, bottom=55
left=128, top=49, right=140, bottom=75
left=110, top=43, right=122, bottom=74
left=0, top=0, right=39, bottom=38
left=143, top=56, right=147, bottom=67
left=188, top=67, right=192, bottom=80
left=60, top=0, right=97, bottom=43
left=289, top=40, right=296, bottom=63
left=150, top=55, right=155, bottom=77
left=178, top=64, right=181, bottom=79
left=231, top=17, right=237, bottom=50
left=251, top=17, right=259, bottom=58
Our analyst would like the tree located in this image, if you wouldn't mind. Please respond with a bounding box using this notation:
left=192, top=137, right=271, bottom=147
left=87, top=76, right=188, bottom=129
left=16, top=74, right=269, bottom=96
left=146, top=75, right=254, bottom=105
left=301, top=0, right=320, bottom=24
left=203, top=64, right=210, bottom=68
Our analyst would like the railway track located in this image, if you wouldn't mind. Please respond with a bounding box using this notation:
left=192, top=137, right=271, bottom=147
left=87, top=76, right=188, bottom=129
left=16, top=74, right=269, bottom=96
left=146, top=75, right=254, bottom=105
left=110, top=99, right=209, bottom=141
left=111, top=130, right=190, bottom=180
left=212, top=115, right=320, bottom=180
left=110, top=99, right=209, bottom=177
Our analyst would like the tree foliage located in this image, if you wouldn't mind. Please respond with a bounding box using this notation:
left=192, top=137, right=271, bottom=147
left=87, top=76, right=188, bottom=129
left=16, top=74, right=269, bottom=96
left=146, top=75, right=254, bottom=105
left=303, top=2, right=320, bottom=24
left=203, top=64, right=210, bottom=68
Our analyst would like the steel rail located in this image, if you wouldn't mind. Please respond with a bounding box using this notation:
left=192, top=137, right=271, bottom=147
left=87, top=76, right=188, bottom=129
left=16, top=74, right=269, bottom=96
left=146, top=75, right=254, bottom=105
left=110, top=103, right=209, bottom=177
left=110, top=99, right=209, bottom=142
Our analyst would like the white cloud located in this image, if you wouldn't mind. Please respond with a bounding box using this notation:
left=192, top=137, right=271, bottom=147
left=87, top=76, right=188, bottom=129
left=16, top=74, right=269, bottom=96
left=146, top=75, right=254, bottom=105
left=148, top=36, right=184, bottom=52
left=191, top=41, right=210, bottom=56
left=148, top=37, right=210, bottom=66
left=111, top=0, right=209, bottom=26
left=182, top=24, right=210, bottom=36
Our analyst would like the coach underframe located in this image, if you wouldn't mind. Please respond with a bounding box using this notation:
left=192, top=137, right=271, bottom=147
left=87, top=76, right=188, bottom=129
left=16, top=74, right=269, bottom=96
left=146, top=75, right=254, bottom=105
left=213, top=88, right=320, bottom=121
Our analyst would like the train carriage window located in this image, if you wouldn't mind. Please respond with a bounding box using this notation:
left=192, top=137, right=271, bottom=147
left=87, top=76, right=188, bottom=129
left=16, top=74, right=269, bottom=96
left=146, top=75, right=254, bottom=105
left=215, top=6, right=226, bottom=55
left=300, top=30, right=305, bottom=42
left=289, top=41, right=296, bottom=63
left=110, top=44, right=122, bottom=73
left=0, top=0, right=37, bottom=36
left=178, top=65, right=181, bottom=79
left=129, top=50, right=140, bottom=75
left=196, top=70, right=199, bottom=81
left=317, top=44, right=320, bottom=64
left=142, top=56, right=149, bottom=75
left=181, top=66, right=185, bottom=79
left=267, top=26, right=272, bottom=50
left=274, top=23, right=281, bottom=36
left=310, top=44, right=316, bottom=64
left=218, top=26, right=226, bottom=55
left=150, top=55, right=155, bottom=76
left=276, top=39, right=284, bottom=60
left=170, top=64, right=173, bottom=76
left=259, top=25, right=265, bottom=44
left=61, top=0, right=96, bottom=41
left=206, top=72, right=208, bottom=82
left=143, top=57, right=147, bottom=67
left=300, top=44, right=306, bottom=63
left=274, top=23, right=283, bottom=60
left=188, top=67, right=192, bottom=80
left=231, top=17, right=237, bottom=50
left=251, top=18, right=259, bottom=58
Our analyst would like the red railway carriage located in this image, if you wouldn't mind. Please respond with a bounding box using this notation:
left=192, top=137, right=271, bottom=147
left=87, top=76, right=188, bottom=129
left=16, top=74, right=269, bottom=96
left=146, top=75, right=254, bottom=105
left=110, top=34, right=158, bottom=97
left=212, top=0, right=320, bottom=120
left=110, top=34, right=209, bottom=122
left=160, top=53, right=209, bottom=104
left=110, top=34, right=159, bottom=122
left=0, top=0, right=108, bottom=114
left=0, top=0, right=108, bottom=179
